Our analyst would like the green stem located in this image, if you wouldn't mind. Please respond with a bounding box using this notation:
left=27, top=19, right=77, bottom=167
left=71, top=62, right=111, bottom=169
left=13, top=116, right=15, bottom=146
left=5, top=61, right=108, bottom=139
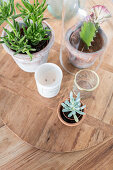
left=6, top=19, right=17, bottom=35
left=31, top=14, right=36, bottom=32
left=34, top=0, right=35, bottom=6
left=95, top=23, right=99, bottom=30
left=26, top=50, right=33, bottom=60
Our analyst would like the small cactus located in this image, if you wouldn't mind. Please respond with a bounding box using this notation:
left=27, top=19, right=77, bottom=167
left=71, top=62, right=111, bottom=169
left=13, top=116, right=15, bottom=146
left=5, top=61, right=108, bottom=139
left=80, top=22, right=96, bottom=48
left=80, top=5, right=111, bottom=48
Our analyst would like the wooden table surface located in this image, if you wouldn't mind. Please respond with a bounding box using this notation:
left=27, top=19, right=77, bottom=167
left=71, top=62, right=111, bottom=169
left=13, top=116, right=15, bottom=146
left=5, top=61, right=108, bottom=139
left=0, top=0, right=113, bottom=169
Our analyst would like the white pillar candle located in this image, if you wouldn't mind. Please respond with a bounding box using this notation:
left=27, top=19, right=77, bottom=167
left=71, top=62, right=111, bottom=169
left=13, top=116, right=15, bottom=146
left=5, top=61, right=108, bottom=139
left=35, top=63, right=63, bottom=98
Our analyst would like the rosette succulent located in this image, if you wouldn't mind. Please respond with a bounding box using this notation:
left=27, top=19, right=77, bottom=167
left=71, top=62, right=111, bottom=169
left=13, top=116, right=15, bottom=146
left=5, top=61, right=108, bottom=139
left=80, top=5, right=111, bottom=48
left=61, top=91, right=86, bottom=122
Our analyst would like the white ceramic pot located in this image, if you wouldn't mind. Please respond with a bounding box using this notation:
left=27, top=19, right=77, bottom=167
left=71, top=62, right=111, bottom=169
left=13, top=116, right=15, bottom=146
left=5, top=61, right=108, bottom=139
left=2, top=21, right=55, bottom=72
left=35, top=63, right=63, bottom=98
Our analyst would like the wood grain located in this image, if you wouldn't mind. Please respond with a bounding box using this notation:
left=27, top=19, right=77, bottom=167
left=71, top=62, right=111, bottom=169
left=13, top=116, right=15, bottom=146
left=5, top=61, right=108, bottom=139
left=1, top=42, right=113, bottom=153
left=0, top=0, right=113, bottom=169
left=0, top=0, right=113, bottom=153
left=1, top=126, right=113, bottom=170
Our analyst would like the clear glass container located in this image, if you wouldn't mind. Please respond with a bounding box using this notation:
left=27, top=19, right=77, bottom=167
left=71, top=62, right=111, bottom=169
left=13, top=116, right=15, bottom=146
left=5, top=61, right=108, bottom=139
left=47, top=0, right=86, bottom=19
left=60, top=0, right=107, bottom=75
left=73, top=69, right=99, bottom=99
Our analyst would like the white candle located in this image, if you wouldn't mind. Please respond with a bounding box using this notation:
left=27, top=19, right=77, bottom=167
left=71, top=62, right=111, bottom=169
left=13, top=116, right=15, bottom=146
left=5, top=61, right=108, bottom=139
left=35, top=63, right=63, bottom=98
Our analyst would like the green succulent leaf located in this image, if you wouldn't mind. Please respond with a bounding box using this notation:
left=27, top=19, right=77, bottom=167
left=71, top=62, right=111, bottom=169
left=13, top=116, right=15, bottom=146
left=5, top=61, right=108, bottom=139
left=76, top=110, right=85, bottom=115
left=68, top=111, right=75, bottom=118
left=80, top=105, right=86, bottom=110
left=70, top=91, right=74, bottom=104
left=64, top=100, right=71, bottom=107
left=61, top=103, right=67, bottom=108
left=62, top=109, right=71, bottom=113
left=74, top=115, right=79, bottom=122
left=11, top=14, right=23, bottom=19
left=0, top=41, right=4, bottom=43
left=80, top=22, right=96, bottom=47
left=70, top=91, right=73, bottom=99
left=75, top=92, right=80, bottom=103
left=0, top=0, right=15, bottom=23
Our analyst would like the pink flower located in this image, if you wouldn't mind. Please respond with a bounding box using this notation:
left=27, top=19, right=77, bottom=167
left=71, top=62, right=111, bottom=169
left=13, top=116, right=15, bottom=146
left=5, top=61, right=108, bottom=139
left=91, top=5, right=111, bottom=24
left=85, top=13, right=94, bottom=22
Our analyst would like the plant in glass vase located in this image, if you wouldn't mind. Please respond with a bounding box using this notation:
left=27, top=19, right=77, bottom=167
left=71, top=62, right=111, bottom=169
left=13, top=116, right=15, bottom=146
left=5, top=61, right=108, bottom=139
left=0, top=0, right=54, bottom=72
left=65, top=5, right=111, bottom=68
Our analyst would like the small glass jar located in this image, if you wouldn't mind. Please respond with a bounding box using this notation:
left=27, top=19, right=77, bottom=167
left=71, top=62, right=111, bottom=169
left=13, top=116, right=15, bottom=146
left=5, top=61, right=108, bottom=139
left=73, top=69, right=99, bottom=99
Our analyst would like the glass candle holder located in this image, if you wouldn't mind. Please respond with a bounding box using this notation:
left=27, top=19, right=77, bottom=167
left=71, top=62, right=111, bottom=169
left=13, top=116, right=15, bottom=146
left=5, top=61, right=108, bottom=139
left=35, top=63, right=63, bottom=98
left=73, top=69, right=99, bottom=99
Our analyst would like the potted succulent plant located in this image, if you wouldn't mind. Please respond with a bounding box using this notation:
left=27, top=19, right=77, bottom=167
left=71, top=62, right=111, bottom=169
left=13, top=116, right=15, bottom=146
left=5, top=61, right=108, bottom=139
left=65, top=5, right=111, bottom=68
left=58, top=91, right=86, bottom=126
left=0, top=0, right=54, bottom=72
